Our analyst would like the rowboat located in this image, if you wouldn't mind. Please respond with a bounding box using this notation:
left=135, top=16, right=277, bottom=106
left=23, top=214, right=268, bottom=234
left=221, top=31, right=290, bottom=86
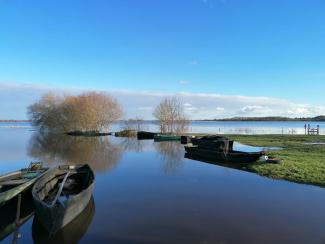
left=137, top=131, right=157, bottom=140
left=191, top=135, right=234, bottom=151
left=180, top=135, right=197, bottom=144
left=154, top=135, right=181, bottom=142
left=0, top=162, right=48, bottom=207
left=32, top=196, right=95, bottom=244
left=184, top=145, right=264, bottom=164
left=32, top=164, right=95, bottom=234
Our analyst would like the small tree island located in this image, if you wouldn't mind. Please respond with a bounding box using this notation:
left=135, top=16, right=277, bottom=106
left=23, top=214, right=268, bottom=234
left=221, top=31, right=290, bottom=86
left=153, top=97, right=189, bottom=135
left=28, top=92, right=123, bottom=133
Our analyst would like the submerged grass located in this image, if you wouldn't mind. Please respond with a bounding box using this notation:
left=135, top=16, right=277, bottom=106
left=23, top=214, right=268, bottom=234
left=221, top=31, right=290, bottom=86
left=227, top=135, right=325, bottom=187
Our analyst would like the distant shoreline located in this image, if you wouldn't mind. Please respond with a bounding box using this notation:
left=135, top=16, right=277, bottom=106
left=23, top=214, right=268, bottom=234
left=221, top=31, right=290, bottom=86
left=196, top=116, right=325, bottom=122
left=1, top=116, right=325, bottom=123
left=0, top=120, right=31, bottom=122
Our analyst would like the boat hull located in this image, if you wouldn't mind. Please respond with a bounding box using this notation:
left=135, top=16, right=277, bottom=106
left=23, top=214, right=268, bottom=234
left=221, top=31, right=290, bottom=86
left=32, top=196, right=95, bottom=244
left=154, top=135, right=181, bottom=142
left=137, top=131, right=156, bottom=140
left=191, top=136, right=234, bottom=151
left=0, top=167, right=48, bottom=207
left=32, top=165, right=95, bottom=234
left=184, top=146, right=264, bottom=164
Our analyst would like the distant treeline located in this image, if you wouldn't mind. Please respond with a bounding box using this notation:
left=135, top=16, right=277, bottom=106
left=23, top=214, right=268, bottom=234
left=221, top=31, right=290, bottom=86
left=200, top=116, right=325, bottom=122
left=0, top=120, right=31, bottom=122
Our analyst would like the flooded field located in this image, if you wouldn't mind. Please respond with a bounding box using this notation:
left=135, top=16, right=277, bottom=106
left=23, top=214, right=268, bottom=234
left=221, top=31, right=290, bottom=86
left=1, top=121, right=325, bottom=135
left=1, top=126, right=325, bottom=243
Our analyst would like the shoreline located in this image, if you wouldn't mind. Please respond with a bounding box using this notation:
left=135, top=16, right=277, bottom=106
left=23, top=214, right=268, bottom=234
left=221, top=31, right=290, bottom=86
left=224, top=134, right=325, bottom=188
left=0, top=120, right=31, bottom=122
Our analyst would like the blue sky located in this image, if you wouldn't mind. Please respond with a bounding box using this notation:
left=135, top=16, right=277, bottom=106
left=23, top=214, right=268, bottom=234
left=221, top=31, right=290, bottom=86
left=0, top=0, right=325, bottom=119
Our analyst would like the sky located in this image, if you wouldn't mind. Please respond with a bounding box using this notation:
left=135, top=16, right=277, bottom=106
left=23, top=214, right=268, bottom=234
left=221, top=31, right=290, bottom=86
left=0, top=0, right=325, bottom=119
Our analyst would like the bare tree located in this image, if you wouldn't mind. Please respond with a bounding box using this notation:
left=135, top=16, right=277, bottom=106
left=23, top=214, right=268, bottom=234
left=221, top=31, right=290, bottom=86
left=28, top=92, right=123, bottom=132
left=153, top=97, right=189, bottom=135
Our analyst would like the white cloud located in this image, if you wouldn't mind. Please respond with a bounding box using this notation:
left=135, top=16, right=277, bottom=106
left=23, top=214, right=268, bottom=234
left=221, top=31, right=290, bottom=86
left=241, top=105, right=263, bottom=113
left=216, top=107, right=225, bottom=112
left=179, top=80, right=189, bottom=85
left=1, top=82, right=325, bottom=120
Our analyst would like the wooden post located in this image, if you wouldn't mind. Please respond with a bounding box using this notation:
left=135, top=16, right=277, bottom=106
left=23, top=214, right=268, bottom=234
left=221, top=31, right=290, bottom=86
left=12, top=194, right=22, bottom=244
left=15, top=194, right=21, bottom=225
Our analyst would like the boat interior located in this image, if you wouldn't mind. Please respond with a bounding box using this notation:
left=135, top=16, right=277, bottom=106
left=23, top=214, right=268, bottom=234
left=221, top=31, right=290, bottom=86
left=35, top=166, right=94, bottom=205
left=0, top=171, right=42, bottom=193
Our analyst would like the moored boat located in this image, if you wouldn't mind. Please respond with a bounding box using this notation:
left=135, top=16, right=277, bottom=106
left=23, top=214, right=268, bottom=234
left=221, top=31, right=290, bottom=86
left=180, top=135, right=197, bottom=144
left=32, top=164, right=95, bottom=234
left=0, top=162, right=48, bottom=207
left=191, top=135, right=234, bottom=151
left=137, top=131, right=157, bottom=140
left=154, top=134, right=181, bottom=142
left=184, top=145, right=264, bottom=164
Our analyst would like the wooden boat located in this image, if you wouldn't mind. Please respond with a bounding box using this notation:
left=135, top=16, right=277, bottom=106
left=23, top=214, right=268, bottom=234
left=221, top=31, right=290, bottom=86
left=184, top=145, right=265, bottom=164
left=191, top=135, right=234, bottom=151
left=154, top=134, right=181, bottom=142
left=32, top=164, right=95, bottom=234
left=32, top=196, right=95, bottom=244
left=137, top=131, right=157, bottom=140
left=180, top=135, right=197, bottom=144
left=0, top=192, right=34, bottom=241
left=0, top=162, right=48, bottom=207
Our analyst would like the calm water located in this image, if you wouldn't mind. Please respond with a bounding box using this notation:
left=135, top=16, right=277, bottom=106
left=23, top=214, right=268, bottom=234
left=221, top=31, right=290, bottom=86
left=1, top=126, right=325, bottom=243
left=1, top=120, right=325, bottom=135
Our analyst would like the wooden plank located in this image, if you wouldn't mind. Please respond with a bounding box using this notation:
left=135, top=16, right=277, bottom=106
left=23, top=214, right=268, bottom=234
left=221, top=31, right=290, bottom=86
left=50, top=171, right=70, bottom=207
left=0, top=179, right=30, bottom=186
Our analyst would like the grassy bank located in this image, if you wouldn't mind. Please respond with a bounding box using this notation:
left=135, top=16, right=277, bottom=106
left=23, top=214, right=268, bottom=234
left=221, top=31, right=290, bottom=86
left=226, top=135, right=325, bottom=187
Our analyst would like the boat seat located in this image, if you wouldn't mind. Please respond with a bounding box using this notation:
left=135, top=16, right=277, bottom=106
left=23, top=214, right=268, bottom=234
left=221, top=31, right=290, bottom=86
left=0, top=178, right=30, bottom=186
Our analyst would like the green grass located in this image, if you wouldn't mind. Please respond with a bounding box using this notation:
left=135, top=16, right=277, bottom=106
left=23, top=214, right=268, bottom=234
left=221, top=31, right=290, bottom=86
left=226, top=135, right=325, bottom=187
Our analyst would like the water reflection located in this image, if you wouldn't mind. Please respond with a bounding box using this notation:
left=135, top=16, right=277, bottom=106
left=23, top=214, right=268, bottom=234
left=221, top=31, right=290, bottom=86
left=118, top=137, right=145, bottom=153
left=0, top=193, right=34, bottom=241
left=28, top=132, right=123, bottom=172
left=185, top=153, right=246, bottom=171
left=154, top=141, right=184, bottom=173
left=32, top=196, right=95, bottom=244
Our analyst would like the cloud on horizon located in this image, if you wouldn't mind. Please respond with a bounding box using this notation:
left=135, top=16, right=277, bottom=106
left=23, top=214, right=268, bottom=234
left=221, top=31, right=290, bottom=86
left=1, top=82, right=325, bottom=120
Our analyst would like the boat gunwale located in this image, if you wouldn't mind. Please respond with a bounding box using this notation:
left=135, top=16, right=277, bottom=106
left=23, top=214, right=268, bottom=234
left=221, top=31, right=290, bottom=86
left=0, top=168, right=49, bottom=206
left=32, top=165, right=95, bottom=209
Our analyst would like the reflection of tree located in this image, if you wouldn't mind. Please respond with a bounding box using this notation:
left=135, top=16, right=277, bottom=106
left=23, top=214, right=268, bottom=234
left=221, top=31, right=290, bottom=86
left=28, top=132, right=123, bottom=172
left=118, top=138, right=145, bottom=153
left=154, top=141, right=184, bottom=173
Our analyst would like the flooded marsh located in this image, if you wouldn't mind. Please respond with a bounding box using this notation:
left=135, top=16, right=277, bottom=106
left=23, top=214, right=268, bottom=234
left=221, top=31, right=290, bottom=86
left=1, top=126, right=325, bottom=243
